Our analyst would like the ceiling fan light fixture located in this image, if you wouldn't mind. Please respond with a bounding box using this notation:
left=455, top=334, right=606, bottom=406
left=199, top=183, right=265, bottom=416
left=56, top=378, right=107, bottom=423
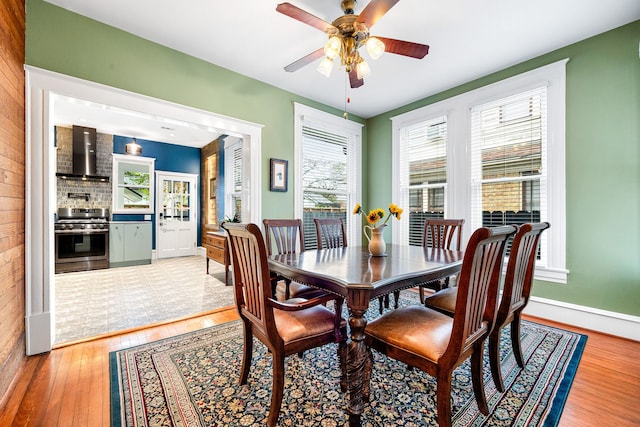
left=324, top=36, right=342, bottom=59
left=356, top=60, right=371, bottom=80
left=365, top=37, right=385, bottom=60
left=317, top=57, right=335, bottom=77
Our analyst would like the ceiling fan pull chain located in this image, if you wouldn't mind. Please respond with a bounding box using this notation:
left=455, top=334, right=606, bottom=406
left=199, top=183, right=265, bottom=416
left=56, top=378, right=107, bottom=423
left=343, top=72, right=350, bottom=120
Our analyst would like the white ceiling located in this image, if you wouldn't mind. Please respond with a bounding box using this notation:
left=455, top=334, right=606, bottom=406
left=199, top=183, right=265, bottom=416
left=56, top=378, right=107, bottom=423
left=45, top=0, right=640, bottom=146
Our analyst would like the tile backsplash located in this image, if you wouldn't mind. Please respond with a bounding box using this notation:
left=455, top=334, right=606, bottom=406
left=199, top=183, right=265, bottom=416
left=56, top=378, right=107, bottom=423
left=56, top=126, right=114, bottom=210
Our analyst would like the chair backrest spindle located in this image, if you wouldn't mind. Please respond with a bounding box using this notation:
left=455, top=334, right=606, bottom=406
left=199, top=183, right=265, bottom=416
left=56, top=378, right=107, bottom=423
left=448, top=225, right=515, bottom=355
left=314, top=218, right=347, bottom=249
left=263, top=219, right=305, bottom=256
left=423, top=218, right=465, bottom=250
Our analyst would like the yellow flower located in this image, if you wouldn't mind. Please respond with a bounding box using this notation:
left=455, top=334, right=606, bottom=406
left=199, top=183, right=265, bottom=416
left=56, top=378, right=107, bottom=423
left=389, top=204, right=403, bottom=220
left=367, top=210, right=380, bottom=224
left=353, top=202, right=403, bottom=228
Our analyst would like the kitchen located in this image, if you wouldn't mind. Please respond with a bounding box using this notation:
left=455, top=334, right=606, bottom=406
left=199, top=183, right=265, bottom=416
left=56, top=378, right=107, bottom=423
left=52, top=122, right=230, bottom=344
left=24, top=68, right=264, bottom=354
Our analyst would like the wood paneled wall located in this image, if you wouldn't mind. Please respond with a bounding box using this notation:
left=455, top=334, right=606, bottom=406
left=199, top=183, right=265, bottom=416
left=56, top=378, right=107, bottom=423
left=0, top=0, right=26, bottom=404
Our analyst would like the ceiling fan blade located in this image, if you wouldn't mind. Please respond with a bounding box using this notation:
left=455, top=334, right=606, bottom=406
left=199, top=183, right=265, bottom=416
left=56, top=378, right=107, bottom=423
left=357, top=0, right=400, bottom=28
left=376, top=37, right=429, bottom=59
left=284, top=48, right=325, bottom=72
left=349, top=69, right=364, bottom=88
left=276, top=3, right=336, bottom=33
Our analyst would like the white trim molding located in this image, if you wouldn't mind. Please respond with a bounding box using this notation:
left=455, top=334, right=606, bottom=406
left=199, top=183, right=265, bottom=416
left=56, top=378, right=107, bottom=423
left=25, top=66, right=263, bottom=354
left=524, top=296, right=640, bottom=342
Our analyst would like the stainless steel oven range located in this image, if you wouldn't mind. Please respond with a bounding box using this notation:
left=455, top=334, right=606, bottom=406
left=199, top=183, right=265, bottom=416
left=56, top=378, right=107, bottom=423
left=54, top=208, right=110, bottom=274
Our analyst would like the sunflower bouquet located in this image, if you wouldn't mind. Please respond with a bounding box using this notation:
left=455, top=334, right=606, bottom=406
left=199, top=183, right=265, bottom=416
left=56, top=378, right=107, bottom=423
left=352, top=203, right=403, bottom=228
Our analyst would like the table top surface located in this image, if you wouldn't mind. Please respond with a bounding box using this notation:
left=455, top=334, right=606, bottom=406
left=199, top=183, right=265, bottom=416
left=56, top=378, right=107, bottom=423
left=268, top=244, right=463, bottom=299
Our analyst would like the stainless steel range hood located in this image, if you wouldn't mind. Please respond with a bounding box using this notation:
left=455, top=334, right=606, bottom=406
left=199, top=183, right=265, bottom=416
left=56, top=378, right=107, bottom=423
left=56, top=125, right=110, bottom=181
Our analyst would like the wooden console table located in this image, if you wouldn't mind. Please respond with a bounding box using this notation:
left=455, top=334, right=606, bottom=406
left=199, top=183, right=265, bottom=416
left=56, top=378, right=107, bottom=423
left=204, top=231, right=230, bottom=285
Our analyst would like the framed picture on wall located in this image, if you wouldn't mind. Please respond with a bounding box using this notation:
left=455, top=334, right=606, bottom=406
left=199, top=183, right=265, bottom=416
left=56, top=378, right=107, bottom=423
left=270, top=158, right=288, bottom=192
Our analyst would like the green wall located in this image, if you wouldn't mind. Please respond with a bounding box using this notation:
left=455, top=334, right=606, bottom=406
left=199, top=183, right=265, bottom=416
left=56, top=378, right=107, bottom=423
left=25, top=0, right=367, bottom=222
left=367, top=21, right=640, bottom=316
left=26, top=0, right=639, bottom=317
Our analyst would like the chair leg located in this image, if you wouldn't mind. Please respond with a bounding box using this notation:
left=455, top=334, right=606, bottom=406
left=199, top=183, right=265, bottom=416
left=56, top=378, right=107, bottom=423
left=471, top=341, right=489, bottom=415
left=267, top=351, right=286, bottom=427
left=489, top=327, right=505, bottom=392
left=239, top=322, right=253, bottom=385
left=419, top=286, right=426, bottom=304
left=511, top=313, right=525, bottom=368
left=435, top=370, right=453, bottom=427
left=378, top=297, right=384, bottom=314
left=393, top=290, right=400, bottom=309
left=284, top=279, right=292, bottom=300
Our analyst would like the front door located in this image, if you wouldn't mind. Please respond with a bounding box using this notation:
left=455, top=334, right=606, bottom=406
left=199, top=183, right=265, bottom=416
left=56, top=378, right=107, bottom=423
left=156, top=171, right=198, bottom=258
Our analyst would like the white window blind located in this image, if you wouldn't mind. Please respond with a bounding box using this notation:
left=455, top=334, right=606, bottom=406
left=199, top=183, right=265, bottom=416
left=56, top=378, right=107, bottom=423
left=470, top=86, right=547, bottom=260
left=398, top=116, right=448, bottom=246
left=301, top=125, right=350, bottom=248
left=225, top=140, right=243, bottom=222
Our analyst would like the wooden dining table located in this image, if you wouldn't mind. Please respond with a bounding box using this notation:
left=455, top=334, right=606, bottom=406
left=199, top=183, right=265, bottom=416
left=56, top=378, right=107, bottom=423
left=268, top=244, right=464, bottom=426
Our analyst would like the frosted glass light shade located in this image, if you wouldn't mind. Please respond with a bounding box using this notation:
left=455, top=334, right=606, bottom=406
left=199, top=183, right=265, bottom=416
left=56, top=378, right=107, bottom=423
left=365, top=37, right=385, bottom=60
left=356, top=60, right=371, bottom=79
left=324, top=36, right=342, bottom=60
left=317, top=57, right=334, bottom=77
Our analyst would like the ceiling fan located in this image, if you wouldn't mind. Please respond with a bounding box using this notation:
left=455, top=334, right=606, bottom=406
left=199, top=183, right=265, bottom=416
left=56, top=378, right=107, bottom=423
left=276, top=0, right=429, bottom=88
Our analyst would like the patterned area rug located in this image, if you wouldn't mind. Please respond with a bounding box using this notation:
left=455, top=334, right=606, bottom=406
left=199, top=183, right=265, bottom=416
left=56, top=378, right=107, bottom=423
left=110, top=296, right=586, bottom=427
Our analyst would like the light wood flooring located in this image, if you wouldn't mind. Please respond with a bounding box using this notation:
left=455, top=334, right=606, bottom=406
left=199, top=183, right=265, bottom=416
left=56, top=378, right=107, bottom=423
left=1, top=308, right=639, bottom=426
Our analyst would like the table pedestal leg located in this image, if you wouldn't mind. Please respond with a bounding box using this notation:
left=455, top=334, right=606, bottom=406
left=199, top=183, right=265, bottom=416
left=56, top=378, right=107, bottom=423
left=346, top=293, right=369, bottom=427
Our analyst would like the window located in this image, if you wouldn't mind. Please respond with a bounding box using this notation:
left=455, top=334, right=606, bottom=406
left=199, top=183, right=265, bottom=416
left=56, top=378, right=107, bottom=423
left=224, top=138, right=244, bottom=222
left=112, top=154, right=155, bottom=214
left=397, top=116, right=448, bottom=246
left=392, top=60, right=568, bottom=283
left=294, top=103, right=363, bottom=249
left=470, top=87, right=545, bottom=229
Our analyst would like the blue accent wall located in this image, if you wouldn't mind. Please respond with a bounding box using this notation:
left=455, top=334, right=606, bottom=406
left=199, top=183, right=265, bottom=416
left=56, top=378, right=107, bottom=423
left=112, top=135, right=202, bottom=248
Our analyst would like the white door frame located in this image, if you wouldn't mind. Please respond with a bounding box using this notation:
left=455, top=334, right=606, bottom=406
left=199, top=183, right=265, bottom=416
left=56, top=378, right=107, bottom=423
left=156, top=171, right=198, bottom=258
left=24, top=66, right=263, bottom=354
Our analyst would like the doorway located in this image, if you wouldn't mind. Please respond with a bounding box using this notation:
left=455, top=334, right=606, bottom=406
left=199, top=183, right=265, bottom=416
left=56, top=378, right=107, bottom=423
left=156, top=172, right=198, bottom=258
left=25, top=66, right=263, bottom=354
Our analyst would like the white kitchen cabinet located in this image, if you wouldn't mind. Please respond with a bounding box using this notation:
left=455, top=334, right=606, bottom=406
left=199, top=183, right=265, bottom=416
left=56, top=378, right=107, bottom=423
left=110, top=221, right=152, bottom=267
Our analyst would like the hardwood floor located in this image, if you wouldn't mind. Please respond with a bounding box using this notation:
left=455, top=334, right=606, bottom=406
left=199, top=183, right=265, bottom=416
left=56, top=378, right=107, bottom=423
left=1, top=309, right=638, bottom=426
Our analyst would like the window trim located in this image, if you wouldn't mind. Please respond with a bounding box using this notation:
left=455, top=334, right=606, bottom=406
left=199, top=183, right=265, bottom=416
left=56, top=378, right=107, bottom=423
left=392, top=59, right=568, bottom=283
left=294, top=103, right=363, bottom=246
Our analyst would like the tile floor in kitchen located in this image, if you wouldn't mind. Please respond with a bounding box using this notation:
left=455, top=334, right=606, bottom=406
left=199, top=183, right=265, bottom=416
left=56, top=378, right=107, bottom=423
left=54, top=255, right=235, bottom=345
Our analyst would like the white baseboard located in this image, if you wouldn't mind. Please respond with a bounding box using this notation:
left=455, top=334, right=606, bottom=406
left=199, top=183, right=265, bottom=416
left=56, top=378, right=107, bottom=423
left=524, top=296, right=640, bottom=341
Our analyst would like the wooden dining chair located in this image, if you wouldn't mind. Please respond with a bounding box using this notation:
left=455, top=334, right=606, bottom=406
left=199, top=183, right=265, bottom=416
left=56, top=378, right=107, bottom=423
left=314, top=217, right=347, bottom=249
left=364, top=225, right=516, bottom=427
left=263, top=219, right=323, bottom=300
left=424, top=222, right=550, bottom=392
left=222, top=222, right=347, bottom=427
left=418, top=218, right=465, bottom=303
